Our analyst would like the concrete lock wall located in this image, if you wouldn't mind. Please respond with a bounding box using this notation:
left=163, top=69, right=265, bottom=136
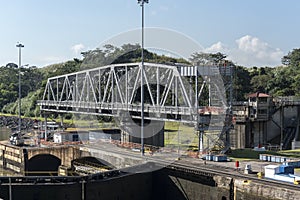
left=0, top=169, right=230, bottom=200
left=86, top=147, right=144, bottom=169
left=234, top=178, right=300, bottom=200
left=152, top=168, right=232, bottom=200
left=1, top=165, right=300, bottom=200
left=0, top=181, right=82, bottom=200
left=230, top=124, right=247, bottom=148
left=266, top=106, right=298, bottom=142
left=85, top=172, right=153, bottom=200
left=0, top=143, right=25, bottom=174
left=0, top=173, right=152, bottom=200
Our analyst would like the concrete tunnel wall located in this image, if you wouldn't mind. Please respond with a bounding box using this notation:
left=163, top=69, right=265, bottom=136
left=26, top=154, right=61, bottom=175
left=26, top=145, right=82, bottom=167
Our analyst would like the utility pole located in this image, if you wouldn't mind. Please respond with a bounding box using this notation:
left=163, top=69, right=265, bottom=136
left=16, top=42, right=24, bottom=133
left=137, top=0, right=149, bottom=156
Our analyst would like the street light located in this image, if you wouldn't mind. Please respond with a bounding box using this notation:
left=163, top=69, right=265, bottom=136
left=16, top=42, right=24, bottom=133
left=137, top=0, right=149, bottom=156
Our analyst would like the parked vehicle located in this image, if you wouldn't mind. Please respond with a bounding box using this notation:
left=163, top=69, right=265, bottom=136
left=9, top=132, right=24, bottom=146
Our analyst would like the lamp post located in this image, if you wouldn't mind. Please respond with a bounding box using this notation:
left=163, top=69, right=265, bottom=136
left=137, top=0, right=148, bottom=156
left=16, top=43, right=24, bottom=133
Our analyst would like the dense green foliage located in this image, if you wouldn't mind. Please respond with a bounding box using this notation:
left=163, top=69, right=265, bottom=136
left=80, top=43, right=189, bottom=70
left=246, top=48, right=300, bottom=97
left=1, top=45, right=300, bottom=117
left=0, top=64, right=43, bottom=116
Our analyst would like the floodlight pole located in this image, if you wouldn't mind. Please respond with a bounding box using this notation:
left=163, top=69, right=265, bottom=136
left=16, top=43, right=24, bottom=133
left=138, top=0, right=148, bottom=156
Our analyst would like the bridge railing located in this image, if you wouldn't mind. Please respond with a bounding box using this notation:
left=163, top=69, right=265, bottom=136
left=38, top=100, right=195, bottom=113
left=37, top=100, right=197, bottom=122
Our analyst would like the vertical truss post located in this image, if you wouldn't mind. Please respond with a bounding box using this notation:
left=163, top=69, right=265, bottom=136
left=156, top=67, right=160, bottom=106
left=98, top=69, right=101, bottom=103
left=126, top=66, right=128, bottom=108
left=56, top=79, right=59, bottom=103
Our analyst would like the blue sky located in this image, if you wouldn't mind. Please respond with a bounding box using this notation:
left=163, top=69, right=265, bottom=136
left=1, top=0, right=299, bottom=68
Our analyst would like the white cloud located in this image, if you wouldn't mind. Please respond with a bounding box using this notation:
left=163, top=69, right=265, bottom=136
left=204, top=35, right=283, bottom=67
left=151, top=10, right=157, bottom=15
left=236, top=35, right=265, bottom=52
left=204, top=41, right=228, bottom=53
left=232, top=35, right=283, bottom=67
left=41, top=56, right=65, bottom=63
left=35, top=55, right=69, bottom=67
left=151, top=5, right=169, bottom=16
left=159, top=6, right=169, bottom=11
left=71, top=43, right=85, bottom=55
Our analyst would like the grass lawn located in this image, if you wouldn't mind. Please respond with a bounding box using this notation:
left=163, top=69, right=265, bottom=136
left=164, top=122, right=198, bottom=150
left=278, top=149, right=300, bottom=158
left=228, top=148, right=300, bottom=160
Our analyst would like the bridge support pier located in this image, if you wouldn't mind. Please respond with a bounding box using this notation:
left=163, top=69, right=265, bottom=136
left=44, top=115, right=48, bottom=141
left=120, top=120, right=164, bottom=147
left=59, top=114, right=64, bottom=131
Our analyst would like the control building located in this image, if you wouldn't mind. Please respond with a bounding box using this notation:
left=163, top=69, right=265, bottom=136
left=231, top=93, right=300, bottom=150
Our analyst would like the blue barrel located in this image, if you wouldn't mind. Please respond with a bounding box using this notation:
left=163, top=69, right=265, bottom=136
left=260, top=154, right=268, bottom=161
left=213, top=156, right=218, bottom=162
left=267, top=155, right=272, bottom=162
left=279, top=165, right=285, bottom=173
left=296, top=161, right=300, bottom=168
left=279, top=165, right=295, bottom=174
left=213, top=155, right=227, bottom=162
left=259, top=154, right=265, bottom=161
left=275, top=156, right=281, bottom=163
left=280, top=157, right=287, bottom=163
left=285, top=161, right=297, bottom=167
left=264, top=155, right=268, bottom=161
left=206, top=155, right=213, bottom=161
left=271, top=155, right=276, bottom=162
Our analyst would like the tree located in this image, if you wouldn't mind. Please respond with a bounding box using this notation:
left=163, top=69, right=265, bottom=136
left=189, top=52, right=227, bottom=65
left=233, top=66, right=252, bottom=101
left=251, top=74, right=271, bottom=93
left=0, top=66, right=18, bottom=108
left=6, top=63, right=18, bottom=68
left=267, top=66, right=294, bottom=96
left=281, top=48, right=300, bottom=68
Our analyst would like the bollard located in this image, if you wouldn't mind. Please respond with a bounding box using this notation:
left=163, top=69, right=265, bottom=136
left=235, top=160, right=239, bottom=168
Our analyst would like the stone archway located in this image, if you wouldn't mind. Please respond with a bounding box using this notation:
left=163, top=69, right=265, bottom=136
left=26, top=154, right=61, bottom=176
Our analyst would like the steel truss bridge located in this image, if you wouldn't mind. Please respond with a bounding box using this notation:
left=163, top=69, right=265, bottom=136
left=38, top=62, right=233, bottom=151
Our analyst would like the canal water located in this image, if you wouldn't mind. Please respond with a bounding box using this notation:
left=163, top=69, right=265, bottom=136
left=0, top=127, right=17, bottom=176
left=0, top=127, right=11, bottom=140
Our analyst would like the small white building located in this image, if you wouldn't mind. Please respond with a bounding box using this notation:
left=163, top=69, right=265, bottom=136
left=264, top=165, right=280, bottom=178
left=54, top=131, right=89, bottom=143
left=89, top=129, right=121, bottom=141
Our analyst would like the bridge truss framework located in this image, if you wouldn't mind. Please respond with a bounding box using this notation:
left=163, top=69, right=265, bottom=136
left=38, top=62, right=233, bottom=152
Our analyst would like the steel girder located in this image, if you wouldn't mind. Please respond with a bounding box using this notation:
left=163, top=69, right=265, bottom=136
left=38, top=62, right=199, bottom=123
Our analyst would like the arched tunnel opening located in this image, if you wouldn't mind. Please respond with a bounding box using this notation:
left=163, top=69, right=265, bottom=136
left=26, top=154, right=61, bottom=176
left=71, top=157, right=115, bottom=175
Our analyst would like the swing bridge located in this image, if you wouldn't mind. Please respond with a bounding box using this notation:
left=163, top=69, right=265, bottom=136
left=37, top=62, right=233, bottom=151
